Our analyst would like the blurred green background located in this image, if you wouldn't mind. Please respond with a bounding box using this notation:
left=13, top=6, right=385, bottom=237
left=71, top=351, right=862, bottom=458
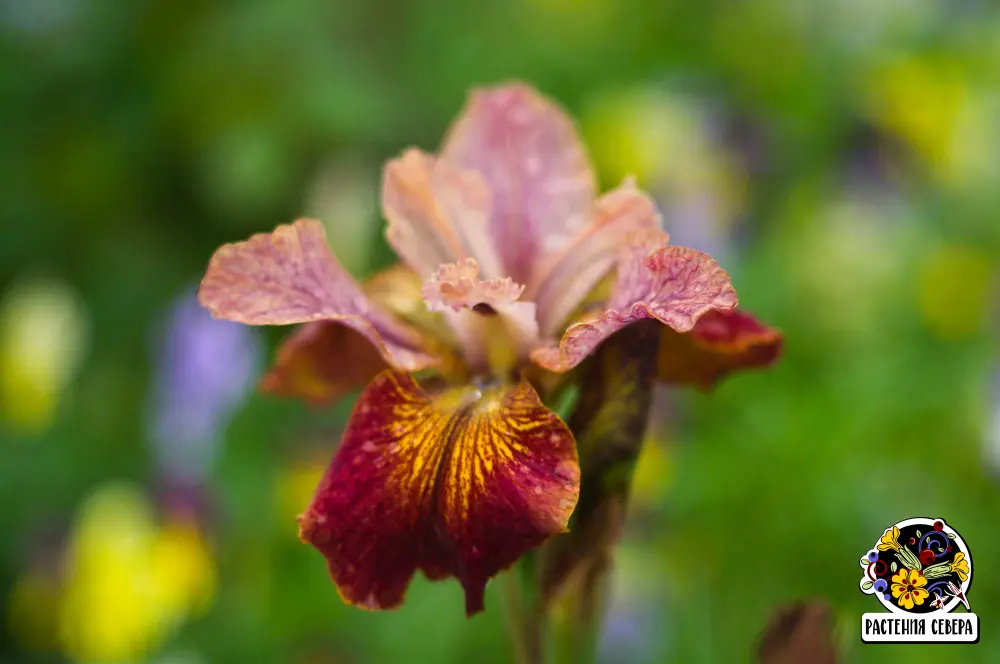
left=1, top=0, right=999, bottom=662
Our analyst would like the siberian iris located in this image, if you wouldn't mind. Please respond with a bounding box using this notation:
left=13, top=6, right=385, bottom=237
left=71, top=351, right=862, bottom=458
left=198, top=83, right=780, bottom=616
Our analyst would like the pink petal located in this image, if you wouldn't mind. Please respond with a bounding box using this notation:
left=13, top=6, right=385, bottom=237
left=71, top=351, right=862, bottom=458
left=198, top=219, right=435, bottom=372
left=442, top=83, right=597, bottom=285
left=421, top=259, right=539, bottom=373
left=531, top=232, right=738, bottom=373
left=445, top=301, right=541, bottom=376
left=382, top=149, right=503, bottom=279
left=527, top=179, right=663, bottom=337
left=421, top=258, right=525, bottom=313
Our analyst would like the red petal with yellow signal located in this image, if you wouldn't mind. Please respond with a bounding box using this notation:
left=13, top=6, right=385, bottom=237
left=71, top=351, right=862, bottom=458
left=657, top=309, right=783, bottom=389
left=298, top=371, right=579, bottom=616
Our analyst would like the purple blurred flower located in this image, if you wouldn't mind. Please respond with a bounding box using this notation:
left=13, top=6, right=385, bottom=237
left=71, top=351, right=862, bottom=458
left=148, top=289, right=261, bottom=484
left=598, top=597, right=663, bottom=664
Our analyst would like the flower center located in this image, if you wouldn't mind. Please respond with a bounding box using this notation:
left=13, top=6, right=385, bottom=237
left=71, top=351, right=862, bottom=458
left=421, top=259, right=539, bottom=382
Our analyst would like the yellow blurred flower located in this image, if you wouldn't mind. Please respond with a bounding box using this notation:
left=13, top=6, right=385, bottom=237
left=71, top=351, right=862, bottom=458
left=582, top=87, right=743, bottom=216
left=0, top=278, right=89, bottom=432
left=58, top=483, right=215, bottom=663
left=877, top=526, right=901, bottom=552
left=864, top=55, right=995, bottom=187
left=890, top=568, right=928, bottom=610
left=149, top=519, right=217, bottom=619
left=949, top=552, right=970, bottom=582
left=866, top=57, right=963, bottom=170
left=917, top=244, right=996, bottom=340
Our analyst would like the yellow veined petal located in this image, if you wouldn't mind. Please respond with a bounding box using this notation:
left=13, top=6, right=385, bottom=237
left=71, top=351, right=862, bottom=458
left=298, top=371, right=580, bottom=616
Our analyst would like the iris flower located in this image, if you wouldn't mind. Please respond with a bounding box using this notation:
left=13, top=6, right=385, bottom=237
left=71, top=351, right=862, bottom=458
left=198, top=83, right=780, bottom=616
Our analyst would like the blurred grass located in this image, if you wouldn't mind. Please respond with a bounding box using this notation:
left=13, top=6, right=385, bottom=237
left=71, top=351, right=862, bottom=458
left=2, top=0, right=999, bottom=662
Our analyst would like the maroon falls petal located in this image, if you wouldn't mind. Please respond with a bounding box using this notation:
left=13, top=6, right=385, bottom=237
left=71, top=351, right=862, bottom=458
left=297, top=371, right=580, bottom=616
left=657, top=308, right=783, bottom=389
left=532, top=232, right=738, bottom=373
left=198, top=219, right=436, bottom=373
left=258, top=321, right=389, bottom=405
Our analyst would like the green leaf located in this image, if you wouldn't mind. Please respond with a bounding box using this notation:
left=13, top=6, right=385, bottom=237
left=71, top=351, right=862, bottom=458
left=862, top=581, right=874, bottom=591
left=548, top=382, right=581, bottom=421
left=948, top=533, right=956, bottom=539
left=916, top=530, right=922, bottom=537
left=891, top=561, right=897, bottom=572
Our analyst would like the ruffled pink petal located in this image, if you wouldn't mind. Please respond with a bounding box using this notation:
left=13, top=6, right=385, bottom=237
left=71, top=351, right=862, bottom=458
left=421, top=258, right=525, bottom=313
left=527, top=179, right=663, bottom=337
left=198, top=219, right=436, bottom=372
left=382, top=149, right=504, bottom=279
left=531, top=232, right=738, bottom=373
left=421, top=259, right=538, bottom=373
left=442, top=83, right=597, bottom=285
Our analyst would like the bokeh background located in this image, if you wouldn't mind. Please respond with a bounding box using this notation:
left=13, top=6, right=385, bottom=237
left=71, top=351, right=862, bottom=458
left=2, top=0, right=999, bottom=662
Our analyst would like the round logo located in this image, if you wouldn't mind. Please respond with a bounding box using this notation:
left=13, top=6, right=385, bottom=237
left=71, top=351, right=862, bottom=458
left=859, top=517, right=972, bottom=614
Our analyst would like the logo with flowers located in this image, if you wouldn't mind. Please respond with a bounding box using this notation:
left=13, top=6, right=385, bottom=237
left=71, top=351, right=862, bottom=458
left=860, top=518, right=973, bottom=615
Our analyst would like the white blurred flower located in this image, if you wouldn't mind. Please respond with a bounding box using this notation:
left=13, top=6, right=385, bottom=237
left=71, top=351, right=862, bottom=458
left=0, top=277, right=90, bottom=432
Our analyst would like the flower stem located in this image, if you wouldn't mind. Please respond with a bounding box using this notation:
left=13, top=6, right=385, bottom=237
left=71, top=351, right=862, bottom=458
left=499, top=568, right=533, bottom=664
left=549, top=570, right=606, bottom=664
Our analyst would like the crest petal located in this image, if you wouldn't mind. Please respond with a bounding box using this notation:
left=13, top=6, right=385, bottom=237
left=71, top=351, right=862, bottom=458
left=421, top=259, right=525, bottom=313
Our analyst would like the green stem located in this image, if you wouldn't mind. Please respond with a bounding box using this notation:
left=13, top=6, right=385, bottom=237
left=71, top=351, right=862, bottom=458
left=549, top=570, right=606, bottom=664
left=499, top=568, right=532, bottom=664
